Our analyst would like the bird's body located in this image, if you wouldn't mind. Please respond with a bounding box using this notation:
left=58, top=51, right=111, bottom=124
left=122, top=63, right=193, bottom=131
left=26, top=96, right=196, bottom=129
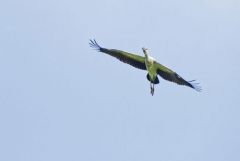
left=145, top=54, right=157, bottom=81
left=143, top=48, right=159, bottom=95
left=89, top=39, right=201, bottom=95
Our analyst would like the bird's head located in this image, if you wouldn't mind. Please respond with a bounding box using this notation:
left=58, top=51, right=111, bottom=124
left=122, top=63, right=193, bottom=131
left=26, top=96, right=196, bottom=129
left=142, top=47, right=149, bottom=56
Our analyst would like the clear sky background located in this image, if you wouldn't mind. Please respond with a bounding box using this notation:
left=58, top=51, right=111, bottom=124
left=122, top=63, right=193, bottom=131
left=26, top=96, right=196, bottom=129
left=0, top=0, right=240, bottom=161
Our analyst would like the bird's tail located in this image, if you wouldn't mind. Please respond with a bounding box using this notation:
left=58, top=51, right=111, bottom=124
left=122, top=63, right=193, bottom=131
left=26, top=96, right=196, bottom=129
left=89, top=39, right=102, bottom=51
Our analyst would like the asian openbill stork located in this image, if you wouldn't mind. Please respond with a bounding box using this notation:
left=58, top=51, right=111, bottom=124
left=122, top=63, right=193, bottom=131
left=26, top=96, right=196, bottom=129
left=89, top=39, right=201, bottom=95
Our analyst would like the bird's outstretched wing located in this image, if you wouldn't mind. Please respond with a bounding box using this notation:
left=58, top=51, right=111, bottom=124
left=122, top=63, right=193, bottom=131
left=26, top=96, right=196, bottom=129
left=155, top=62, right=201, bottom=91
left=89, top=39, right=146, bottom=70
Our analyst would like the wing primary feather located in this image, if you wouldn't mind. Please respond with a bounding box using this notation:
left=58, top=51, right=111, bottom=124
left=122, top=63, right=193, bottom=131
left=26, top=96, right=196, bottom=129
left=187, top=80, right=202, bottom=92
left=89, top=39, right=102, bottom=51
left=188, top=80, right=196, bottom=82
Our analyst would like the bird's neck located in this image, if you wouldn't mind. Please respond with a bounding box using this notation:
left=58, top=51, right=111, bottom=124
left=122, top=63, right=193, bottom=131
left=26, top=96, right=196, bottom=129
left=144, top=53, right=150, bottom=60
left=145, top=53, right=155, bottom=64
left=144, top=52, right=148, bottom=58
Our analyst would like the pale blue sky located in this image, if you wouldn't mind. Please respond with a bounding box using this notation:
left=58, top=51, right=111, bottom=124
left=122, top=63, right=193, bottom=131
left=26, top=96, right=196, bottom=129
left=0, top=0, right=240, bottom=161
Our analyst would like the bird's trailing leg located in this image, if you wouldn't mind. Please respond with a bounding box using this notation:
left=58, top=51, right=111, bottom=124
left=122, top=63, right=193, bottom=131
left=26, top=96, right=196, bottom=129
left=150, top=83, right=154, bottom=96
left=150, top=82, right=152, bottom=95
left=152, top=84, right=155, bottom=95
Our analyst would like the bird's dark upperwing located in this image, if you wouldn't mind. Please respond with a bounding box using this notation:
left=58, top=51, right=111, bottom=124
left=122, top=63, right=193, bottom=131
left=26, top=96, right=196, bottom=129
left=89, top=39, right=146, bottom=70
left=155, top=61, right=201, bottom=91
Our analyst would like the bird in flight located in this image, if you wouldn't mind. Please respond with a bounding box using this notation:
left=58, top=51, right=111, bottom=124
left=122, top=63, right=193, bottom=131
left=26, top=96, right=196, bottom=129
left=89, top=39, right=201, bottom=95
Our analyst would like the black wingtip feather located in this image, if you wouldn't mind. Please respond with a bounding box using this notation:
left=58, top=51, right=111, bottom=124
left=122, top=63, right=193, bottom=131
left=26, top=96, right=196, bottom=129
left=89, top=39, right=102, bottom=51
left=188, top=80, right=196, bottom=82
left=188, top=80, right=202, bottom=92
